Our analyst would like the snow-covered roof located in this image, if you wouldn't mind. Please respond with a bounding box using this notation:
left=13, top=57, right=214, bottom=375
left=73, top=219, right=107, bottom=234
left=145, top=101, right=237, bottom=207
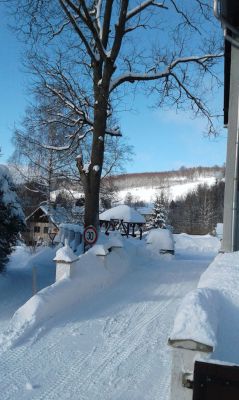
left=136, top=206, right=154, bottom=216
left=99, top=205, right=146, bottom=224
left=26, top=204, right=80, bottom=226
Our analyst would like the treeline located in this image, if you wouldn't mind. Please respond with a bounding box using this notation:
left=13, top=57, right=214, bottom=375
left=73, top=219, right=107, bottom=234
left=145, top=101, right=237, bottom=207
left=168, top=181, right=224, bottom=235
left=112, top=165, right=225, bottom=190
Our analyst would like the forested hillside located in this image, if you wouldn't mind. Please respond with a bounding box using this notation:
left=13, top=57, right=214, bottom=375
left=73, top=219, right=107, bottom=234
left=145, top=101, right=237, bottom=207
left=111, top=166, right=224, bottom=190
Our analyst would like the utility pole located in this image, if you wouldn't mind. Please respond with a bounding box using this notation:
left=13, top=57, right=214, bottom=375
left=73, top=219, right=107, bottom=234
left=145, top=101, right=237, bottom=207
left=214, top=0, right=239, bottom=252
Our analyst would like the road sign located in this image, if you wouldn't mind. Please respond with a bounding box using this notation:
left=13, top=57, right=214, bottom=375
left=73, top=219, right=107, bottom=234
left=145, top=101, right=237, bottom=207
left=84, top=225, right=98, bottom=245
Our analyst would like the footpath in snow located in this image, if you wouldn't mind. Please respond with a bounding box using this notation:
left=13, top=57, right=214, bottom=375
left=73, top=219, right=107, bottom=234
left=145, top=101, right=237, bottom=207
left=0, top=234, right=219, bottom=400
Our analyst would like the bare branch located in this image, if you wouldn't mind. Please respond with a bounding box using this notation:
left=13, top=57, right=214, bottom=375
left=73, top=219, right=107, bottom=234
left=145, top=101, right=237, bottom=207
left=110, top=53, right=223, bottom=91
left=126, top=0, right=167, bottom=21
left=59, top=0, right=99, bottom=62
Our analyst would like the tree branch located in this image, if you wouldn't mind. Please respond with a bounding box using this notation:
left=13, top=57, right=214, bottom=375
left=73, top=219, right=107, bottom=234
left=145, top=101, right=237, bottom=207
left=109, top=53, right=223, bottom=91
left=126, top=0, right=167, bottom=21
left=59, top=0, right=99, bottom=62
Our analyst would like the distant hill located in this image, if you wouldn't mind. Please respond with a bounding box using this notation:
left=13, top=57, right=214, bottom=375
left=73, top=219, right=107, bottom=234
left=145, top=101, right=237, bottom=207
left=50, top=165, right=225, bottom=205
left=110, top=166, right=225, bottom=204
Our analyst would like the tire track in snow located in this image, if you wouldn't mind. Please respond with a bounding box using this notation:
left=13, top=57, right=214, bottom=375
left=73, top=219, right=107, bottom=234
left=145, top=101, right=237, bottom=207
left=0, top=256, right=211, bottom=400
left=36, top=280, right=185, bottom=400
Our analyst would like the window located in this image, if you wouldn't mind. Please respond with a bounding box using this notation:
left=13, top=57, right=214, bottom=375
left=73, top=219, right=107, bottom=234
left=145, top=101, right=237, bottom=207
left=44, top=227, right=48, bottom=234
left=34, top=226, right=40, bottom=233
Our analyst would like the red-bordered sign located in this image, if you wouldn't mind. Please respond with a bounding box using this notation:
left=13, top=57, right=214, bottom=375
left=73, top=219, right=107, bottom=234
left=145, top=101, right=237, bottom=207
left=84, top=225, right=98, bottom=245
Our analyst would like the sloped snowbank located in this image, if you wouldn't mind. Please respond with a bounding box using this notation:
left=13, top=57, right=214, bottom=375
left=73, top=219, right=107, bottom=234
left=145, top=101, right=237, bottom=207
left=169, top=287, right=220, bottom=350
left=0, top=240, right=134, bottom=351
left=170, top=251, right=239, bottom=363
left=174, top=233, right=220, bottom=253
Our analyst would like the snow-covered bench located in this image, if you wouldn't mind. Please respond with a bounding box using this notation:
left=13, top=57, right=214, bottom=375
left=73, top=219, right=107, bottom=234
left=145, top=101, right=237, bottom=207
left=168, top=252, right=239, bottom=400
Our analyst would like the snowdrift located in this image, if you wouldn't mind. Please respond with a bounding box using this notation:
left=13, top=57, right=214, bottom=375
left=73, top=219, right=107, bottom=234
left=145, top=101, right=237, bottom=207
left=0, top=240, right=134, bottom=352
left=170, top=251, right=239, bottom=363
left=174, top=233, right=220, bottom=253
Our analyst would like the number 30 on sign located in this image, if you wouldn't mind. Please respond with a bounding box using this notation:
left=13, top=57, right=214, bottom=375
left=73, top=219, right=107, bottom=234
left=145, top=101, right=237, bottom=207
left=83, top=225, right=98, bottom=245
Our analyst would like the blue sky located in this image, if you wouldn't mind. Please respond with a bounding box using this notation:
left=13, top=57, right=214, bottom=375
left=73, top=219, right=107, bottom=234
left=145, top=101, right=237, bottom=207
left=0, top=5, right=227, bottom=174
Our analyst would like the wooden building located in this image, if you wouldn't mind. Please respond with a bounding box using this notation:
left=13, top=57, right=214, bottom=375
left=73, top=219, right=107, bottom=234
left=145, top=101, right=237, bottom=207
left=23, top=204, right=83, bottom=246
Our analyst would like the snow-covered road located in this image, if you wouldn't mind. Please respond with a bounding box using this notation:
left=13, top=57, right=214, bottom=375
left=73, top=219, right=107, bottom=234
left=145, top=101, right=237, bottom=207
left=0, top=239, right=218, bottom=400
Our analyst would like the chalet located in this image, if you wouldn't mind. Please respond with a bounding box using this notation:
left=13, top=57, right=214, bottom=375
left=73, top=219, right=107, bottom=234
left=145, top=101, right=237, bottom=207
left=23, top=204, right=83, bottom=246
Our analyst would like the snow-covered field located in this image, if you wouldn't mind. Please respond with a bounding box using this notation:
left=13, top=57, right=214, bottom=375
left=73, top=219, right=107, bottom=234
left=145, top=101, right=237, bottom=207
left=51, top=176, right=217, bottom=205
left=0, top=234, right=219, bottom=400
left=116, top=177, right=216, bottom=203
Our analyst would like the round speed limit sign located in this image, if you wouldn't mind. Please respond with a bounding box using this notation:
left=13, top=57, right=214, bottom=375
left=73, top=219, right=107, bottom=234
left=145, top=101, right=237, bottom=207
left=84, top=225, right=98, bottom=245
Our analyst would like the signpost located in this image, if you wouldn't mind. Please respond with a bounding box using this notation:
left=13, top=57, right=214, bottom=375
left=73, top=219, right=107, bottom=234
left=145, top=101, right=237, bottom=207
left=83, top=225, right=98, bottom=247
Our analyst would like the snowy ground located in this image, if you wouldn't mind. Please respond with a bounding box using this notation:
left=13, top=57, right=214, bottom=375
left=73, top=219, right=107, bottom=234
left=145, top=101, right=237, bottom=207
left=0, top=235, right=219, bottom=400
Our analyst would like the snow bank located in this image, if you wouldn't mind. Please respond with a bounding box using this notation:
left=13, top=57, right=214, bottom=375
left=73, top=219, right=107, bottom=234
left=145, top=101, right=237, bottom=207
left=174, top=233, right=220, bottom=253
left=99, top=205, right=145, bottom=223
left=146, top=228, right=174, bottom=254
left=0, top=239, right=133, bottom=351
left=169, top=288, right=220, bottom=350
left=170, top=251, right=239, bottom=363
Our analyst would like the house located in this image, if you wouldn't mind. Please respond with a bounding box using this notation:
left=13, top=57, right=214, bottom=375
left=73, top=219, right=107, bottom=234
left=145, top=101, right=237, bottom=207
left=23, top=204, right=83, bottom=246
left=136, top=206, right=154, bottom=223
left=99, top=204, right=146, bottom=239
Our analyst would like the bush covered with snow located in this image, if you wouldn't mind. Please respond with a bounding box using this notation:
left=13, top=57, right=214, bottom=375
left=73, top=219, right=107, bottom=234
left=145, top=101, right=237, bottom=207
left=146, top=228, right=174, bottom=254
left=0, top=165, right=25, bottom=269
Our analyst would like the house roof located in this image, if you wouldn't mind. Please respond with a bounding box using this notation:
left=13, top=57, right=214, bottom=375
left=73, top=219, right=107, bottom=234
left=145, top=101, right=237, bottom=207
left=25, top=204, right=82, bottom=226
left=99, top=205, right=146, bottom=224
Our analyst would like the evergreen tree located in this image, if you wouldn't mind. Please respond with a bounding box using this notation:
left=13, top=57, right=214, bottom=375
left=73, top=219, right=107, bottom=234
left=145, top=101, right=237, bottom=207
left=151, top=191, right=168, bottom=228
left=0, top=166, right=25, bottom=270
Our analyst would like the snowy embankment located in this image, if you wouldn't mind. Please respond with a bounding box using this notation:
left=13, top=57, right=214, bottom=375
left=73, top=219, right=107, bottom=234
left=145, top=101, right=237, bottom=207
left=170, top=250, right=239, bottom=364
left=0, top=233, right=218, bottom=400
left=0, top=246, right=56, bottom=333
left=0, top=239, right=134, bottom=351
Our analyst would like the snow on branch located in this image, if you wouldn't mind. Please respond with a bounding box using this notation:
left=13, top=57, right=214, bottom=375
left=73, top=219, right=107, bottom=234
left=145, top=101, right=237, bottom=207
left=109, top=53, right=223, bottom=92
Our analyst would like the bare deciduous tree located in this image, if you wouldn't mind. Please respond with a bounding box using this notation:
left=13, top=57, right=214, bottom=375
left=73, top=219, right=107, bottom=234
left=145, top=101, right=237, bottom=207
left=7, top=0, right=223, bottom=229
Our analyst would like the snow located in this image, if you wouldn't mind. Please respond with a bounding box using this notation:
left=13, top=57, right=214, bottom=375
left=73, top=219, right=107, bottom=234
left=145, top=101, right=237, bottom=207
left=169, top=287, right=219, bottom=350
left=0, top=240, right=133, bottom=352
left=83, top=163, right=90, bottom=173
left=117, top=176, right=217, bottom=204
left=93, top=165, right=100, bottom=172
left=215, top=222, right=223, bottom=239
left=169, top=249, right=239, bottom=365
left=90, top=232, right=124, bottom=255
left=146, top=228, right=174, bottom=253
left=54, top=243, right=78, bottom=262
left=50, top=174, right=217, bottom=204
left=175, top=233, right=221, bottom=253
left=0, top=164, right=25, bottom=220
left=0, top=234, right=219, bottom=399
left=99, top=204, right=146, bottom=223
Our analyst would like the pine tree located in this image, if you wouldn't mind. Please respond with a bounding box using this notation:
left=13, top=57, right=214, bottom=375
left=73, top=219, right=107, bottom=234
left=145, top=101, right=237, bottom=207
left=0, top=166, right=25, bottom=270
left=151, top=191, right=168, bottom=228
